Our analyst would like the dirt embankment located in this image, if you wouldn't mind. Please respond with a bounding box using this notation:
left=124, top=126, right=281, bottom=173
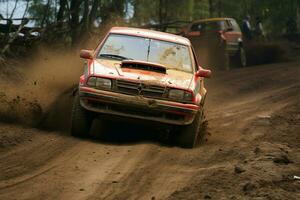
left=0, top=59, right=299, bottom=199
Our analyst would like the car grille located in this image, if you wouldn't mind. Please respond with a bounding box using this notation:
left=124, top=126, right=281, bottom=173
left=115, top=80, right=167, bottom=98
left=115, top=80, right=140, bottom=95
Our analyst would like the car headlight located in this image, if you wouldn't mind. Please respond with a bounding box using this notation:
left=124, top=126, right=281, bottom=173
left=87, top=77, right=112, bottom=90
left=96, top=78, right=112, bottom=89
left=183, top=91, right=193, bottom=101
left=169, top=89, right=193, bottom=101
left=87, top=77, right=97, bottom=86
left=169, top=89, right=184, bottom=100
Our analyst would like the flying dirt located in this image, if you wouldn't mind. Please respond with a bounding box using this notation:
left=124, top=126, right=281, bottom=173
left=0, top=50, right=299, bottom=199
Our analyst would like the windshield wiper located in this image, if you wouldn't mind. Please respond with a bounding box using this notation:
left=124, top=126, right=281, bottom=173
left=99, top=54, right=133, bottom=61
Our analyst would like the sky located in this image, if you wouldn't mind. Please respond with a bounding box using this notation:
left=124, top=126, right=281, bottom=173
left=0, top=0, right=31, bottom=25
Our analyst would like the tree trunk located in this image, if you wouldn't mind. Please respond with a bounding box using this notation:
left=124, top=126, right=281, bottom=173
left=78, top=0, right=90, bottom=45
left=41, top=0, right=51, bottom=28
left=57, top=0, right=68, bottom=23
left=88, top=0, right=100, bottom=30
left=209, top=0, right=214, bottom=18
left=81, top=0, right=89, bottom=32
left=5, top=0, right=19, bottom=41
left=187, top=0, right=194, bottom=21
left=70, top=0, right=83, bottom=46
left=217, top=0, right=222, bottom=17
left=158, top=0, right=163, bottom=30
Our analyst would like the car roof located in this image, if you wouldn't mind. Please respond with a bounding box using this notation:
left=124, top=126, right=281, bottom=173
left=192, top=17, right=235, bottom=23
left=109, top=27, right=191, bottom=46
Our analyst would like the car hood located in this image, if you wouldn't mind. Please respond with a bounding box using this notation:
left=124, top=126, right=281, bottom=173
left=92, top=59, right=193, bottom=90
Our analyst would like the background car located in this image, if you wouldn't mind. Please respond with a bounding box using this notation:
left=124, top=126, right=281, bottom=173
left=182, top=18, right=247, bottom=69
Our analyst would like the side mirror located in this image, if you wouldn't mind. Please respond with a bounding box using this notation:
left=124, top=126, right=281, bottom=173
left=196, top=68, right=212, bottom=78
left=80, top=49, right=93, bottom=59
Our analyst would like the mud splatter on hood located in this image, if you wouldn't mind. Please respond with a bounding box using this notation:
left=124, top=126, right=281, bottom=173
left=92, top=59, right=193, bottom=90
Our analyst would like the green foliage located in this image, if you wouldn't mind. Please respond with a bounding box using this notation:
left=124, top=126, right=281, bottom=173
left=23, top=0, right=300, bottom=34
left=28, top=0, right=56, bottom=27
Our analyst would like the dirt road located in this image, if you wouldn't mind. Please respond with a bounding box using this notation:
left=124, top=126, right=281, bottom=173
left=0, top=61, right=299, bottom=200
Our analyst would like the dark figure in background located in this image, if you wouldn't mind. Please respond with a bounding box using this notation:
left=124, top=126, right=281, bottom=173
left=286, top=16, right=298, bottom=34
left=255, top=17, right=265, bottom=41
left=242, top=15, right=252, bottom=40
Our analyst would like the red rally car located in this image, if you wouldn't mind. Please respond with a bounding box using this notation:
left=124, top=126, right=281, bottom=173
left=71, top=27, right=211, bottom=148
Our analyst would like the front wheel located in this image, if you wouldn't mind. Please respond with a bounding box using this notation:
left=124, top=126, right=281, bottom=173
left=70, top=94, right=93, bottom=138
left=231, top=47, right=247, bottom=68
left=175, top=111, right=205, bottom=148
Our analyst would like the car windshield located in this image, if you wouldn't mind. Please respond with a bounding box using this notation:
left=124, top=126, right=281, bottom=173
left=98, top=34, right=193, bottom=73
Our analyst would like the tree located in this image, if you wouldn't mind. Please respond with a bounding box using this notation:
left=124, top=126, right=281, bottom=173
left=1, top=0, right=299, bottom=50
left=57, top=0, right=68, bottom=23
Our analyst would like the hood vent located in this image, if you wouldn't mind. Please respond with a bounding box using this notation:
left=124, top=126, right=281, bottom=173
left=121, top=60, right=167, bottom=74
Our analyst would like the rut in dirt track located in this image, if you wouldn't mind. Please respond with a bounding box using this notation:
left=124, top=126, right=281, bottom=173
left=0, top=61, right=300, bottom=200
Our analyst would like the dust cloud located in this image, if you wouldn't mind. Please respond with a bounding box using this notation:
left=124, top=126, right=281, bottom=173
left=0, top=47, right=84, bottom=126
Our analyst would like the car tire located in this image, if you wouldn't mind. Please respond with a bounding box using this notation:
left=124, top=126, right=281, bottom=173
left=223, top=52, right=230, bottom=70
left=175, top=110, right=205, bottom=148
left=70, top=94, right=93, bottom=138
left=232, top=46, right=247, bottom=68
left=216, top=45, right=230, bottom=70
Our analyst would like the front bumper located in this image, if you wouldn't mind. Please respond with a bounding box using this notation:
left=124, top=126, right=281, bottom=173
left=79, top=86, right=200, bottom=125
